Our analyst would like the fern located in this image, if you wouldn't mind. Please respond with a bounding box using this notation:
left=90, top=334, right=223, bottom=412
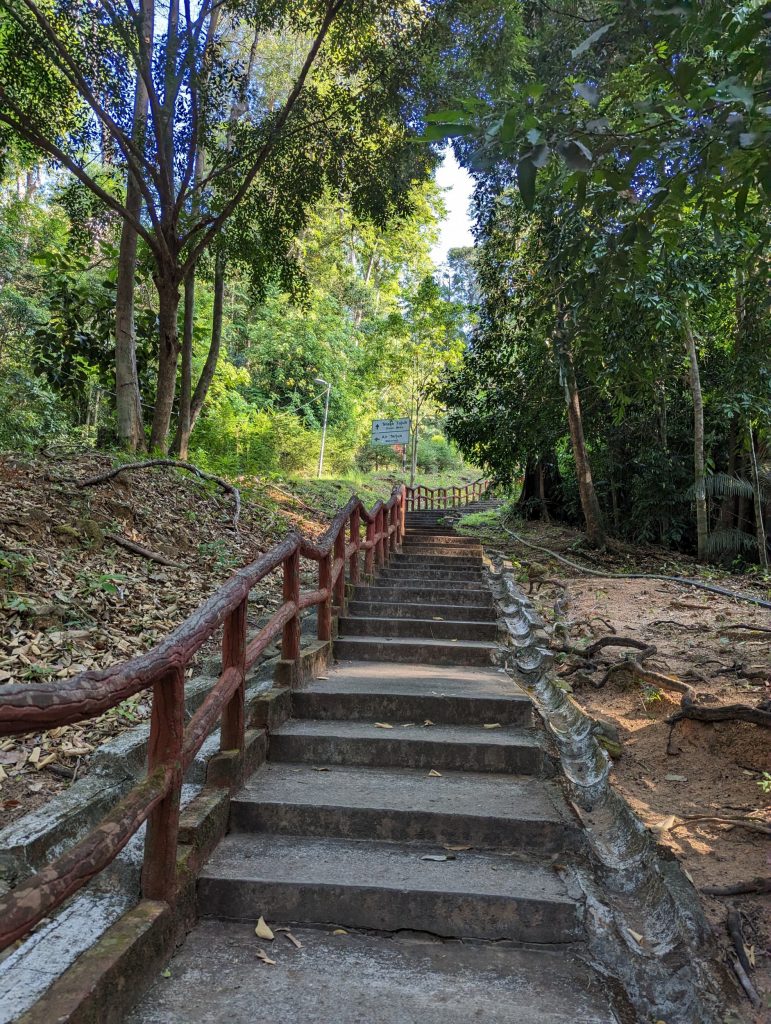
left=703, top=528, right=758, bottom=558
left=686, top=473, right=756, bottom=501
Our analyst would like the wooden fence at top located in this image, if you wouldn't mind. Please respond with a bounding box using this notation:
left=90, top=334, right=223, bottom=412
left=405, top=479, right=490, bottom=511
left=0, top=480, right=490, bottom=951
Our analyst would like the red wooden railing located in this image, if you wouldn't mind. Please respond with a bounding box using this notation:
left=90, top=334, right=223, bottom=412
left=0, top=480, right=490, bottom=951
left=405, top=479, right=490, bottom=511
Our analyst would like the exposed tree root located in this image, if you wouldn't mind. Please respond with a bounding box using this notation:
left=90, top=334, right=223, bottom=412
left=669, top=816, right=771, bottom=837
left=702, top=878, right=771, bottom=897
left=77, top=458, right=241, bottom=531
left=500, top=525, right=771, bottom=608
left=720, top=622, right=771, bottom=635
left=667, top=703, right=771, bottom=729
left=105, top=533, right=181, bottom=568
left=727, top=909, right=753, bottom=977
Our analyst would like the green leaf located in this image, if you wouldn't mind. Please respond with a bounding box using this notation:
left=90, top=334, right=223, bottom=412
left=418, top=123, right=474, bottom=142
left=673, top=59, right=697, bottom=94
left=571, top=23, right=611, bottom=59
left=557, top=139, right=593, bottom=171
left=516, top=159, right=537, bottom=210
left=574, top=83, right=600, bottom=107
left=424, top=109, right=468, bottom=124
left=530, top=143, right=551, bottom=169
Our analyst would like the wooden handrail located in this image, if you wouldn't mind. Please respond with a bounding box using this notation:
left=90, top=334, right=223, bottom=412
left=404, top=479, right=491, bottom=512
left=0, top=479, right=488, bottom=951
left=0, top=483, right=397, bottom=949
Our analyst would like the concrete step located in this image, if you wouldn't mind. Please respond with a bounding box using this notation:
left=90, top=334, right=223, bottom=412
left=290, top=661, right=532, bottom=726
left=128, top=921, right=618, bottom=1024
left=398, top=548, right=484, bottom=561
left=391, top=552, right=484, bottom=567
left=378, top=567, right=486, bottom=583
left=354, top=583, right=493, bottom=606
left=198, top=833, right=583, bottom=943
left=402, top=535, right=481, bottom=547
left=269, top=719, right=552, bottom=775
left=347, top=599, right=497, bottom=622
left=230, top=763, right=575, bottom=853
left=334, top=635, right=496, bottom=666
left=339, top=615, right=498, bottom=642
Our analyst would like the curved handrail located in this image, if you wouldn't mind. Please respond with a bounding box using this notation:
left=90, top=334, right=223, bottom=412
left=0, top=479, right=485, bottom=950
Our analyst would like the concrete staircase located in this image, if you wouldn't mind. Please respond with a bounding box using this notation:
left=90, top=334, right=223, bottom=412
left=129, top=512, right=619, bottom=1023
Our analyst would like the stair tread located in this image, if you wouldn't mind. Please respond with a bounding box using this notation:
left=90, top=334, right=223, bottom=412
left=308, top=660, right=522, bottom=697
left=335, top=634, right=497, bottom=650
left=201, top=833, right=573, bottom=905
left=272, top=718, right=543, bottom=749
left=127, top=922, right=617, bottom=1024
left=235, top=763, right=568, bottom=824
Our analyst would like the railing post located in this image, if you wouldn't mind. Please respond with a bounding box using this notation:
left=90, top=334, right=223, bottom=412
left=221, top=597, right=247, bottom=750
left=333, top=527, right=346, bottom=609
left=400, top=490, right=406, bottom=540
left=389, top=504, right=397, bottom=555
left=281, top=547, right=301, bottom=662
left=318, top=551, right=332, bottom=642
left=376, top=507, right=385, bottom=568
left=142, top=665, right=185, bottom=902
left=349, top=507, right=361, bottom=584
left=365, top=517, right=375, bottom=577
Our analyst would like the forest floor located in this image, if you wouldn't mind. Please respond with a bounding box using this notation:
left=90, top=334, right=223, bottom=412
left=457, top=512, right=770, bottom=1018
left=0, top=450, right=478, bottom=824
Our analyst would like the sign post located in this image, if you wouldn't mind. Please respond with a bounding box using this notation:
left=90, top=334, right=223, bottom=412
left=371, top=418, right=410, bottom=446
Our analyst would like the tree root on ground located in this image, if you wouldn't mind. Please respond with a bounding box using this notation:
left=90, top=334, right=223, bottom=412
left=726, top=909, right=762, bottom=1008
left=105, top=533, right=182, bottom=568
left=702, top=878, right=771, bottom=897
left=77, top=458, right=241, bottom=531
left=669, top=816, right=771, bottom=837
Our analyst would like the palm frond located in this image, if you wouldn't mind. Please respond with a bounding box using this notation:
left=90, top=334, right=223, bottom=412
left=686, top=473, right=754, bottom=501
left=704, top=528, right=758, bottom=558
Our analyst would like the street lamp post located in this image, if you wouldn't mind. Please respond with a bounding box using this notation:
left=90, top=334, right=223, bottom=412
left=315, top=377, right=331, bottom=478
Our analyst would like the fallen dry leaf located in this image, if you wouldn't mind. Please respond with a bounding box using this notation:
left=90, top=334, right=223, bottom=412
left=255, top=948, right=277, bottom=966
left=443, top=844, right=472, bottom=852
left=331, top=928, right=348, bottom=936
left=277, top=929, right=302, bottom=949
left=423, top=719, right=434, bottom=727
left=483, top=723, right=501, bottom=730
left=652, top=815, right=677, bottom=833
left=421, top=853, right=455, bottom=862
left=255, top=916, right=274, bottom=941
left=428, top=769, right=442, bottom=777
left=374, top=722, right=393, bottom=729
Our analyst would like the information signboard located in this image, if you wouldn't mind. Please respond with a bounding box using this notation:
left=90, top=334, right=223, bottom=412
left=371, top=418, right=410, bottom=446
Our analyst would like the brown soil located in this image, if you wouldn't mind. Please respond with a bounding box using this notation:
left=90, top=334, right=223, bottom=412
left=468, top=517, right=770, bottom=1020
left=0, top=450, right=334, bottom=825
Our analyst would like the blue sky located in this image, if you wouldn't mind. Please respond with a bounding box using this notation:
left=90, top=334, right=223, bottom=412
left=431, top=149, right=474, bottom=266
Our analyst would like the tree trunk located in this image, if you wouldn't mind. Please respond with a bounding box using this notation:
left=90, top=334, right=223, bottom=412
left=149, top=274, right=181, bottom=452
left=516, top=455, right=564, bottom=520
left=684, top=310, right=708, bottom=562
left=175, top=270, right=195, bottom=458
left=410, top=402, right=420, bottom=486
left=554, top=319, right=605, bottom=547
left=748, top=423, right=768, bottom=571
left=171, top=251, right=225, bottom=456
left=114, top=0, right=153, bottom=451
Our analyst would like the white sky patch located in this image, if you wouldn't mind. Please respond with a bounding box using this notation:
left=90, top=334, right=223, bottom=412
left=431, top=149, right=474, bottom=266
